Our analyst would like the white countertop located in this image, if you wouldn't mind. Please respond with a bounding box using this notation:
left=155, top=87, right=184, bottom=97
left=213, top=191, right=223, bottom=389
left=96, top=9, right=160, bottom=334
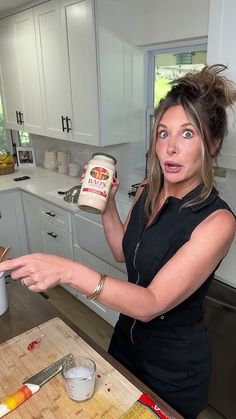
left=0, top=166, right=132, bottom=216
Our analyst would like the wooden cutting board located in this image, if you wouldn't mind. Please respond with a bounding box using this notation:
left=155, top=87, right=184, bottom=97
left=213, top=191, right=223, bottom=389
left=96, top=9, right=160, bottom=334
left=0, top=317, right=142, bottom=418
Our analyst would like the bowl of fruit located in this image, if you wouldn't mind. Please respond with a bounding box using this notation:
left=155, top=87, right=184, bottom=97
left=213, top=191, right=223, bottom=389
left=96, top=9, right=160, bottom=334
left=0, top=149, right=15, bottom=175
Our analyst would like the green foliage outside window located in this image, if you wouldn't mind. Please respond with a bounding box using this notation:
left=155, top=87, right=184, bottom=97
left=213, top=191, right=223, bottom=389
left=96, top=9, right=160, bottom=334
left=19, top=130, right=30, bottom=146
left=154, top=77, right=171, bottom=107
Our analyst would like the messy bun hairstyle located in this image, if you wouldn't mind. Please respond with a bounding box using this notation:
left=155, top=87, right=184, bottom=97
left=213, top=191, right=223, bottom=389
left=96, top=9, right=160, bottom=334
left=145, top=64, right=236, bottom=215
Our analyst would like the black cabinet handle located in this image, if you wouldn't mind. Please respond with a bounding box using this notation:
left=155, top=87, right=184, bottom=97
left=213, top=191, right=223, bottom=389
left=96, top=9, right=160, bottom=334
left=45, top=211, right=56, bottom=217
left=19, top=112, right=24, bottom=125
left=61, top=116, right=66, bottom=132
left=16, top=111, right=20, bottom=124
left=47, top=232, right=58, bottom=239
left=66, top=117, right=71, bottom=132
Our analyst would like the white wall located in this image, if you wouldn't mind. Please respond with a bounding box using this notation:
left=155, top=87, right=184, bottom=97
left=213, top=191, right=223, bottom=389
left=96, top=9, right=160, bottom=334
left=31, top=134, right=146, bottom=190
left=123, top=0, right=209, bottom=46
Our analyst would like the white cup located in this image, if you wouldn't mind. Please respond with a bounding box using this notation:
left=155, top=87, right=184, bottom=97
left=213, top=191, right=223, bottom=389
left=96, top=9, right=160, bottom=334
left=0, top=272, right=8, bottom=315
left=69, top=163, right=80, bottom=177
left=62, top=356, right=96, bottom=401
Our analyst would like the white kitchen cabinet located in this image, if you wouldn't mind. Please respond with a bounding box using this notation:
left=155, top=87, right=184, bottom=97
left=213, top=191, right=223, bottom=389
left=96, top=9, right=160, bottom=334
left=61, top=0, right=99, bottom=145
left=0, top=191, right=28, bottom=257
left=23, top=191, right=76, bottom=296
left=73, top=211, right=127, bottom=273
left=41, top=219, right=73, bottom=259
left=72, top=210, right=127, bottom=326
left=207, top=0, right=236, bottom=169
left=0, top=0, right=143, bottom=144
left=22, top=192, right=73, bottom=259
left=22, top=192, right=44, bottom=253
left=34, top=0, right=141, bottom=145
left=73, top=244, right=125, bottom=327
left=33, top=0, right=73, bottom=141
left=64, top=0, right=143, bottom=145
left=0, top=9, right=44, bottom=135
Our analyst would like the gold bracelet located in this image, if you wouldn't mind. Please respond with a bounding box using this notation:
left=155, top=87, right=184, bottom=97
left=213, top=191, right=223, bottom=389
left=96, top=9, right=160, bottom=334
left=87, top=273, right=107, bottom=301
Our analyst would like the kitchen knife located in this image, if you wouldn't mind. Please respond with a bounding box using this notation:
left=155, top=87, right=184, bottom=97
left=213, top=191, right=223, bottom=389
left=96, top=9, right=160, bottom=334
left=0, top=353, right=73, bottom=417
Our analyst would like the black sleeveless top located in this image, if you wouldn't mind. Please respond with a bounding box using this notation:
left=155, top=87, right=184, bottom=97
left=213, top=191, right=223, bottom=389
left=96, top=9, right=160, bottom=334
left=121, top=184, right=233, bottom=334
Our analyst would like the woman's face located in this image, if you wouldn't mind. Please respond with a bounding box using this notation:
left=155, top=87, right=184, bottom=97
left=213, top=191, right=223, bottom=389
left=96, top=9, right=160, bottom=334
left=156, top=105, right=203, bottom=188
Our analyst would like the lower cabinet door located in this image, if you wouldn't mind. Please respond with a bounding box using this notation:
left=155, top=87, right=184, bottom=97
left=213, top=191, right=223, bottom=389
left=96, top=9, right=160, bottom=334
left=73, top=244, right=127, bottom=327
left=22, top=192, right=44, bottom=253
left=41, top=219, right=73, bottom=260
left=0, top=191, right=28, bottom=257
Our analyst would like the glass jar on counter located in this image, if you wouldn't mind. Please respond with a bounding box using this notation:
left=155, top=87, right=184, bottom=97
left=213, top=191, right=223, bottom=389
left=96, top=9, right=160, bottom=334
left=43, top=150, right=58, bottom=171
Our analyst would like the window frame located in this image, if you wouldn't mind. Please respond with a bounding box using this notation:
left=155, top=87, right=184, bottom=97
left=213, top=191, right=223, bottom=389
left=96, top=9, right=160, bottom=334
left=145, top=40, right=207, bottom=152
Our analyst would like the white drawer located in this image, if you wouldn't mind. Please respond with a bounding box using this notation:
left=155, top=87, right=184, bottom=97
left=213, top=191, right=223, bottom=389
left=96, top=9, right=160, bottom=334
left=73, top=244, right=127, bottom=281
left=73, top=244, right=126, bottom=326
left=76, top=197, right=131, bottom=223
left=41, top=219, right=73, bottom=260
left=73, top=213, right=127, bottom=273
left=23, top=192, right=72, bottom=232
left=39, top=200, right=71, bottom=232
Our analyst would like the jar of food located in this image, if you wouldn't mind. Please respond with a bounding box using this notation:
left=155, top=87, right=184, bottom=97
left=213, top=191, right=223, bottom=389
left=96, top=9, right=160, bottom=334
left=78, top=153, right=116, bottom=214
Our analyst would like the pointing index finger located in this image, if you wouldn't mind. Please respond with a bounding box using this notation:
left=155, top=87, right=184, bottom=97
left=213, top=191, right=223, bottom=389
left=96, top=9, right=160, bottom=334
left=0, top=257, right=22, bottom=272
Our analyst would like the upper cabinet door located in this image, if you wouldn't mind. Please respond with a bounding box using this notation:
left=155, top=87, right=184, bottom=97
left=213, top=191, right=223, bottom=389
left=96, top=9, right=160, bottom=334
left=62, top=0, right=139, bottom=146
left=207, top=0, right=236, bottom=169
left=62, top=0, right=100, bottom=145
left=95, top=0, right=127, bottom=146
left=34, top=0, right=73, bottom=141
left=0, top=10, right=44, bottom=134
left=0, top=0, right=143, bottom=145
left=95, top=0, right=144, bottom=145
left=12, top=9, right=44, bottom=135
left=0, top=17, right=23, bottom=130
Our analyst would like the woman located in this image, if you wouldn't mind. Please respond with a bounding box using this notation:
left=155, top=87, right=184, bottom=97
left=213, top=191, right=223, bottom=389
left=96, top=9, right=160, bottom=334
left=0, top=65, right=235, bottom=418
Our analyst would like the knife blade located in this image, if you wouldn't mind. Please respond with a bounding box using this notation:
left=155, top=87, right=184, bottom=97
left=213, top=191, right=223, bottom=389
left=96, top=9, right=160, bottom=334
left=0, top=353, right=73, bottom=417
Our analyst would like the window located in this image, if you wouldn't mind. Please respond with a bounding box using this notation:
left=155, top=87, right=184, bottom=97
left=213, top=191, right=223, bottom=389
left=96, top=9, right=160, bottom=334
left=146, top=44, right=226, bottom=179
left=1, top=95, right=30, bottom=157
left=153, top=50, right=207, bottom=107
left=18, top=130, right=30, bottom=146
left=146, top=43, right=207, bottom=151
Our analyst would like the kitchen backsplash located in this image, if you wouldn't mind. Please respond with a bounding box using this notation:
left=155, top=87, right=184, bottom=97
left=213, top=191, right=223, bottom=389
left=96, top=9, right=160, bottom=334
left=30, top=134, right=146, bottom=190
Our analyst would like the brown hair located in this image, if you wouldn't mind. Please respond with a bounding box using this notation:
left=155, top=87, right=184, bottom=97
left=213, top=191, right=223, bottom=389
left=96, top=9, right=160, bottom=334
left=145, top=64, right=236, bottom=215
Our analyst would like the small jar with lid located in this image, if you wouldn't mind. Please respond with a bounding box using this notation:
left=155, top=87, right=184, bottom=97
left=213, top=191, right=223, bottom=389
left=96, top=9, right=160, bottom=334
left=78, top=153, right=116, bottom=214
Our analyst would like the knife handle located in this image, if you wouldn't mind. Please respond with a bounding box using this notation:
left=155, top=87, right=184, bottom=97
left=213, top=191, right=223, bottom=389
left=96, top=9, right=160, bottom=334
left=0, top=384, right=40, bottom=417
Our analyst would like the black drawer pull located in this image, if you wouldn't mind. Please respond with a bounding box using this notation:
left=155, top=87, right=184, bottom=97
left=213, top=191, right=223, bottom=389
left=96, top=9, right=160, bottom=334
left=16, top=111, right=20, bottom=124
left=61, top=115, right=66, bottom=132
left=45, top=211, right=56, bottom=217
left=47, top=232, right=58, bottom=239
left=66, top=116, right=71, bottom=132
left=19, top=112, right=24, bottom=125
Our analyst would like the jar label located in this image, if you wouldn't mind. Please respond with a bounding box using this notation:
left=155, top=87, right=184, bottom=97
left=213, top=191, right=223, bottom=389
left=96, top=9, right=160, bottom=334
left=80, top=164, right=114, bottom=202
